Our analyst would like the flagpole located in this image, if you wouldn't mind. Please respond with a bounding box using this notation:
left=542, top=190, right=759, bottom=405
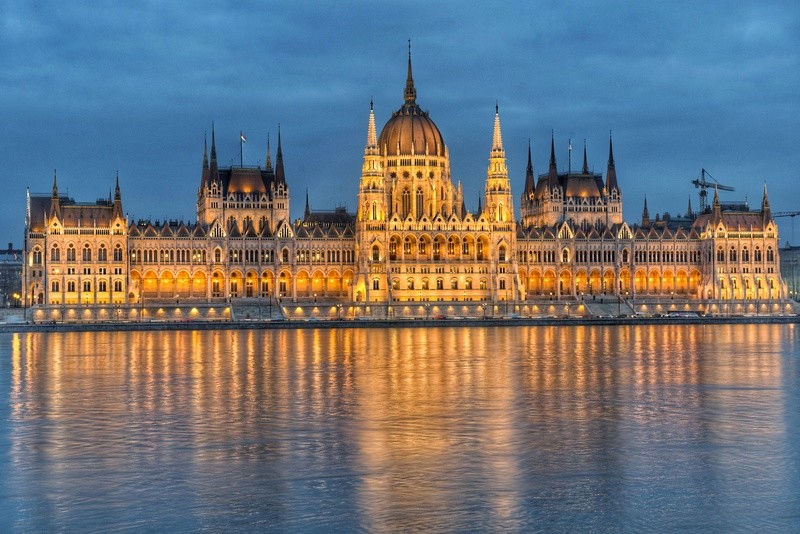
left=240, top=131, right=243, bottom=167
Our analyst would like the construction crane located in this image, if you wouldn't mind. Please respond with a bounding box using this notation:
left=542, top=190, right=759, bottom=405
left=691, top=168, right=734, bottom=213
left=774, top=212, right=800, bottom=246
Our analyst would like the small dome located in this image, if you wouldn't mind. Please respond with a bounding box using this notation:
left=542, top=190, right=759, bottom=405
left=377, top=102, right=445, bottom=157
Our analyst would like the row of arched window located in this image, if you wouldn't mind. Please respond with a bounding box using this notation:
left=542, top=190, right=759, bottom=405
left=716, top=246, right=774, bottom=263
left=33, top=243, right=125, bottom=264
left=50, top=279, right=124, bottom=293
left=391, top=277, right=489, bottom=291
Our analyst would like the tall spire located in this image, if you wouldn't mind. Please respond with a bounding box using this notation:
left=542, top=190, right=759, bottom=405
left=642, top=196, right=651, bottom=227
left=712, top=185, right=722, bottom=220
left=582, top=140, right=589, bottom=174
left=264, top=133, right=273, bottom=172
left=687, top=195, right=694, bottom=218
left=200, top=133, right=210, bottom=190
left=114, top=171, right=121, bottom=201
left=209, top=123, right=219, bottom=184
left=605, top=132, right=618, bottom=193
left=404, top=39, right=417, bottom=104
left=367, top=98, right=377, bottom=150
left=50, top=170, right=61, bottom=220
left=305, top=189, right=310, bottom=218
left=761, top=182, right=771, bottom=221
left=548, top=132, right=559, bottom=190
left=275, top=124, right=286, bottom=184
left=113, top=171, right=123, bottom=217
left=524, top=139, right=535, bottom=193
left=491, top=102, right=503, bottom=152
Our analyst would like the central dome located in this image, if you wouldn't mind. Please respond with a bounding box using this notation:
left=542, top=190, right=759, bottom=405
left=377, top=52, right=445, bottom=157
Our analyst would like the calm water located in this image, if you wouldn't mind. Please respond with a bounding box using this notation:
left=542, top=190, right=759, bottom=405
left=1, top=324, right=799, bottom=532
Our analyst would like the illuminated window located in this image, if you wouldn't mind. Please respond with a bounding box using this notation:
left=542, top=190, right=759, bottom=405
left=372, top=278, right=380, bottom=290
left=82, top=244, right=92, bottom=262
left=51, top=245, right=60, bottom=262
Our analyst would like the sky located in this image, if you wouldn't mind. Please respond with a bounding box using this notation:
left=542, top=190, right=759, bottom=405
left=3, top=1, right=799, bottom=245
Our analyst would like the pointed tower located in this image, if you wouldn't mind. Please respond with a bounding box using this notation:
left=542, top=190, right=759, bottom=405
left=197, top=124, right=224, bottom=226
left=687, top=196, right=694, bottom=218
left=761, top=182, right=771, bottom=223
left=642, top=197, right=651, bottom=227
left=304, top=189, right=310, bottom=219
left=264, top=133, right=273, bottom=174
left=112, top=171, right=123, bottom=219
left=548, top=133, right=559, bottom=192
left=270, top=124, right=290, bottom=224
left=582, top=140, right=589, bottom=174
left=484, top=103, right=514, bottom=224
left=50, top=170, right=61, bottom=221
left=712, top=185, right=722, bottom=222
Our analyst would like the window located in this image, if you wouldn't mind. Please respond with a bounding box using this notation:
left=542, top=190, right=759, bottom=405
left=416, top=188, right=424, bottom=219
left=371, top=202, right=377, bottom=220
left=499, top=246, right=507, bottom=262
left=51, top=245, right=60, bottom=262
left=67, top=245, right=76, bottom=262
left=407, top=278, right=415, bottom=290
left=83, top=280, right=91, bottom=292
left=450, top=278, right=458, bottom=290
left=33, top=248, right=42, bottom=264
left=729, top=247, right=737, bottom=262
left=436, top=278, right=443, bottom=290
left=372, top=278, right=380, bottom=290
left=561, top=248, right=569, bottom=263
left=404, top=237, right=412, bottom=255
left=372, top=245, right=380, bottom=262
left=402, top=189, right=411, bottom=219
left=282, top=249, right=289, bottom=263
left=480, top=278, right=487, bottom=290
left=755, top=248, right=762, bottom=262
left=742, top=248, right=749, bottom=262
left=499, top=279, right=506, bottom=290
left=98, top=280, right=107, bottom=292
left=98, top=245, right=107, bottom=262
left=214, top=248, right=222, bottom=263
left=67, top=280, right=76, bottom=292
left=717, top=247, right=725, bottom=262
left=465, top=278, right=472, bottom=290
left=82, top=244, right=92, bottom=262
left=767, top=248, right=774, bottom=262
left=114, top=245, right=123, bottom=262
left=622, top=249, right=629, bottom=263
left=392, top=278, right=399, bottom=290
left=51, top=280, right=60, bottom=292
left=114, top=280, right=123, bottom=292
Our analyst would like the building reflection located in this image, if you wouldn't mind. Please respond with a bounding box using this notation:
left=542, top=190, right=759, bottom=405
left=5, top=324, right=797, bottom=530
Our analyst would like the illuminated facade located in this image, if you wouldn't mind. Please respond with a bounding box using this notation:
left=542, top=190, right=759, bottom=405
left=22, top=52, right=787, bottom=313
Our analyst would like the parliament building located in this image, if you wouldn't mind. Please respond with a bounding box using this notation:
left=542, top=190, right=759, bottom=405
left=22, top=52, right=790, bottom=320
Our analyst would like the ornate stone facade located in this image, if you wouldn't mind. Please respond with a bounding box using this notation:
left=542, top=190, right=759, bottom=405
left=22, top=52, right=788, bottom=316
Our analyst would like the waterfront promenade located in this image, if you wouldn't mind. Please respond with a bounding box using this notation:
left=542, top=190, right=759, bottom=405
left=1, top=297, right=798, bottom=333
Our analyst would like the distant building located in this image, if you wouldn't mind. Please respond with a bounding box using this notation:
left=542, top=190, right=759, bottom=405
left=0, top=243, right=22, bottom=307
left=780, top=246, right=800, bottom=300
left=22, top=50, right=788, bottom=314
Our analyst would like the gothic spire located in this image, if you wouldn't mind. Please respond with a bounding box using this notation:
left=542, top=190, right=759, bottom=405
left=761, top=182, right=771, bottom=221
left=582, top=140, right=589, bottom=174
left=113, top=171, right=123, bottom=217
left=265, top=133, right=273, bottom=172
left=366, top=98, right=378, bottom=150
left=51, top=170, right=58, bottom=198
left=404, top=39, right=417, bottom=104
left=275, top=124, right=286, bottom=184
left=642, top=196, right=651, bottom=227
left=492, top=102, right=503, bottom=152
left=200, top=133, right=210, bottom=189
left=605, top=133, right=618, bottom=193
left=209, top=123, right=219, bottom=184
left=548, top=132, right=559, bottom=190
left=687, top=195, right=694, bottom=218
left=712, top=185, right=722, bottom=220
left=50, top=170, right=61, bottom=219
left=305, top=188, right=310, bottom=218
left=524, top=139, right=535, bottom=193
left=115, top=171, right=121, bottom=201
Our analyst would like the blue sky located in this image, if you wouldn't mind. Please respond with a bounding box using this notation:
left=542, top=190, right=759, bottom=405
left=3, top=1, right=799, bottom=244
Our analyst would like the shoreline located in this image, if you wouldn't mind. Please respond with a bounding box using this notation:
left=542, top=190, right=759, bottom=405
left=2, top=314, right=798, bottom=334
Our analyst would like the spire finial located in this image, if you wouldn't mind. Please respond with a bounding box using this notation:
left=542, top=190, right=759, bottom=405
left=549, top=131, right=556, bottom=166
left=52, top=170, right=58, bottom=197
left=491, top=103, right=503, bottom=152
left=404, top=39, right=417, bottom=103
left=275, top=124, right=286, bottom=184
left=366, top=99, right=378, bottom=150
left=582, top=139, right=588, bottom=174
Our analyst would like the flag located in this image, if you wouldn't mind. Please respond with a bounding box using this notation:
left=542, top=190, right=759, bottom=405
left=240, top=132, right=247, bottom=142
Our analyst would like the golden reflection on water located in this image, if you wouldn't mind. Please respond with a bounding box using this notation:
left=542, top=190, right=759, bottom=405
left=5, top=324, right=798, bottom=531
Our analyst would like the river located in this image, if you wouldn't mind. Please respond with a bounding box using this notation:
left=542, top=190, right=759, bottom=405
left=1, top=324, right=799, bottom=531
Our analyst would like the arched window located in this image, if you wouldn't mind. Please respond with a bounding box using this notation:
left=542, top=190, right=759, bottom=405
left=215, top=248, right=222, bottom=263
left=404, top=237, right=412, bottom=255
left=767, top=247, right=774, bottom=262
left=83, top=280, right=91, bottom=292
left=389, top=238, right=398, bottom=259
left=51, top=280, right=60, bottom=292
left=402, top=189, right=411, bottom=219
left=436, top=278, right=444, bottom=290
left=561, top=248, right=569, bottom=263
left=717, top=247, right=725, bottom=262
left=465, top=278, right=473, bottom=290
left=32, top=247, right=42, bottom=265
left=447, top=238, right=455, bottom=255
left=372, top=245, right=380, bottom=262
left=742, top=247, right=749, bottom=262
left=372, top=278, right=380, bottom=290
left=754, top=247, right=762, bottom=262
left=371, top=202, right=377, bottom=220
left=392, top=278, right=400, bottom=290
left=114, top=245, right=123, bottom=262
left=499, top=245, right=507, bottom=262
left=480, top=278, right=488, bottom=290
left=51, top=245, right=60, bottom=262
left=416, top=188, right=424, bottom=219
left=450, top=278, right=458, bottom=290
left=729, top=247, right=737, bottom=262
left=114, top=280, right=123, bottom=292
left=82, top=244, right=92, bottom=262
left=67, top=244, right=76, bottom=262
left=407, top=278, right=415, bottom=290
left=622, top=249, right=629, bottom=263
left=98, top=244, right=107, bottom=262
